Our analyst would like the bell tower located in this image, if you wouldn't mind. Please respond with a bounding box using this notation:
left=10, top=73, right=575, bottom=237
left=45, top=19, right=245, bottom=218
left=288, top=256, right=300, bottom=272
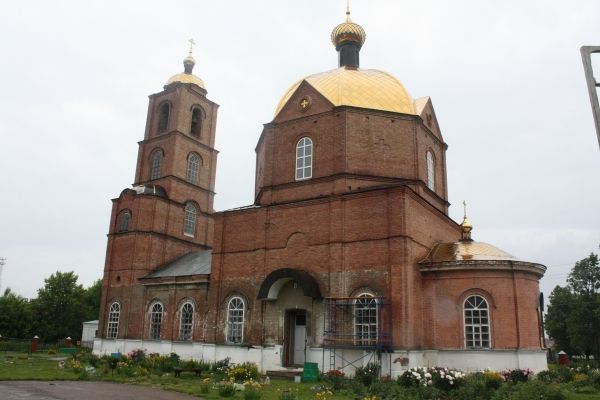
left=98, top=44, right=219, bottom=339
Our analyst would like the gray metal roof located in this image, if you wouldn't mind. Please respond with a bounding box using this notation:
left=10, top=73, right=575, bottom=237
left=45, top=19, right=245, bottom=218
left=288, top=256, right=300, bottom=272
left=144, top=250, right=212, bottom=278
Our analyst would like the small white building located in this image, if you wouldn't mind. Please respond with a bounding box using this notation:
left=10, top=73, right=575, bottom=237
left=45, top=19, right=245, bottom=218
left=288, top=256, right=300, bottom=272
left=81, top=320, right=99, bottom=348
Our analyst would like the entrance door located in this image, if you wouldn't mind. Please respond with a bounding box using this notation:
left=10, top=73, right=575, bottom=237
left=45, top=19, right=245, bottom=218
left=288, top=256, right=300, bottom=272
left=285, top=310, right=307, bottom=366
left=293, top=313, right=306, bottom=365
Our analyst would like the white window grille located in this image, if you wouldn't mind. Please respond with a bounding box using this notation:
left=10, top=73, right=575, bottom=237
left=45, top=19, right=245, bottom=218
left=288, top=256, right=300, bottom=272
left=149, top=303, right=163, bottom=340
left=183, top=203, right=197, bottom=237
left=107, top=302, right=120, bottom=339
left=426, top=151, right=435, bottom=191
left=179, top=303, right=194, bottom=341
left=226, top=297, right=244, bottom=344
left=464, top=295, right=490, bottom=349
left=295, top=137, right=313, bottom=181
left=150, top=151, right=162, bottom=180
left=187, top=154, right=200, bottom=184
left=355, top=293, right=378, bottom=346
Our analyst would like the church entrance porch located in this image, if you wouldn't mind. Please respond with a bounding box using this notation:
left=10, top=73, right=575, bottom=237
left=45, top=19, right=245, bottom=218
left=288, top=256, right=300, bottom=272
left=284, top=309, right=307, bottom=366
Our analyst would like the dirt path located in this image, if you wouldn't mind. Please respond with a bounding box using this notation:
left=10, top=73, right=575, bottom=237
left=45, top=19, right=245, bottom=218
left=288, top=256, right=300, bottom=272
left=0, top=381, right=199, bottom=400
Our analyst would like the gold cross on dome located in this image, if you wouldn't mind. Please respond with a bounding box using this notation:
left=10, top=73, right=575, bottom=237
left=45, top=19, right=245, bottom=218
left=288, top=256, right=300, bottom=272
left=463, top=200, right=467, bottom=218
left=188, top=38, right=196, bottom=55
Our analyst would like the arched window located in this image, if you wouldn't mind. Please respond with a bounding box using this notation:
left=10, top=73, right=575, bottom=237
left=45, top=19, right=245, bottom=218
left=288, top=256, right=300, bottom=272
left=355, top=293, right=378, bottom=346
left=107, top=302, right=120, bottom=339
left=186, top=154, right=201, bottom=184
left=426, top=151, right=435, bottom=191
left=183, top=203, right=197, bottom=237
left=179, top=302, right=194, bottom=341
left=226, top=297, right=244, bottom=344
left=295, top=137, right=313, bottom=181
left=150, top=150, right=163, bottom=180
left=118, top=211, right=131, bottom=232
left=190, top=107, right=202, bottom=136
left=149, top=302, right=164, bottom=340
left=464, top=295, right=490, bottom=349
left=158, top=103, right=170, bottom=133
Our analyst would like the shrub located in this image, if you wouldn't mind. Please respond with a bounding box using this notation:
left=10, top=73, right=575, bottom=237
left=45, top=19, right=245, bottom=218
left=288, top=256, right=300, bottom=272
left=127, top=349, right=146, bottom=364
left=228, top=362, right=260, bottom=382
left=314, top=389, right=334, bottom=400
left=279, top=389, right=299, bottom=400
left=536, top=367, right=574, bottom=384
left=217, top=381, right=236, bottom=397
left=243, top=380, right=262, bottom=400
left=355, top=362, right=380, bottom=386
left=501, top=368, right=533, bottom=384
left=398, top=367, right=465, bottom=391
left=448, top=375, right=493, bottom=400
left=200, top=377, right=211, bottom=394
left=492, top=380, right=565, bottom=400
left=324, top=369, right=346, bottom=390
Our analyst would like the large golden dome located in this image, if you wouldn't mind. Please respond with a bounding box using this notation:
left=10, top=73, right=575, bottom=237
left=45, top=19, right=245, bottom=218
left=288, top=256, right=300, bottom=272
left=274, top=67, right=415, bottom=117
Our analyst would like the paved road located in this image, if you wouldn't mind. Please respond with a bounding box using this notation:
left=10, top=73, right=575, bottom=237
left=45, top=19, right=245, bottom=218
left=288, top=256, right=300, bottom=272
left=0, top=381, right=199, bottom=400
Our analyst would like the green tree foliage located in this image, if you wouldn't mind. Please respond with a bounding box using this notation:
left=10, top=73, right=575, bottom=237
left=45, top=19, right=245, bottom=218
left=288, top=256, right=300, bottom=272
left=82, top=279, right=102, bottom=322
left=0, top=288, right=33, bottom=338
left=546, top=251, right=600, bottom=358
left=32, top=272, right=100, bottom=342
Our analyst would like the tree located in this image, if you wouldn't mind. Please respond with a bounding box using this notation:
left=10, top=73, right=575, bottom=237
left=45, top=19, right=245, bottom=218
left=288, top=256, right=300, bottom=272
left=82, top=279, right=102, bottom=322
left=546, top=251, right=600, bottom=358
left=0, top=288, right=33, bottom=338
left=32, top=271, right=87, bottom=342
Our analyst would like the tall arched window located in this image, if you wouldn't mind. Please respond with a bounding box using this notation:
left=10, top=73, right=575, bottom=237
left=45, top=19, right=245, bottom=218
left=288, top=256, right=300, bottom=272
left=149, top=303, right=164, bottom=340
left=426, top=151, right=435, bottom=191
left=150, top=150, right=163, bottom=180
left=186, top=154, right=201, bottom=184
left=179, top=302, right=194, bottom=341
left=226, top=297, right=244, bottom=344
left=107, top=302, right=120, bottom=339
left=158, top=103, right=170, bottom=133
left=118, top=211, right=131, bottom=232
left=464, top=295, right=490, bottom=349
left=190, top=107, right=202, bottom=136
left=183, top=203, right=197, bottom=237
left=295, top=137, right=313, bottom=181
left=355, top=293, right=378, bottom=346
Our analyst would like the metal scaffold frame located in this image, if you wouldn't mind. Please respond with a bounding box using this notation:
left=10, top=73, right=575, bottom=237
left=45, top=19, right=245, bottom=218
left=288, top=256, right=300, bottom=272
left=321, top=296, right=392, bottom=375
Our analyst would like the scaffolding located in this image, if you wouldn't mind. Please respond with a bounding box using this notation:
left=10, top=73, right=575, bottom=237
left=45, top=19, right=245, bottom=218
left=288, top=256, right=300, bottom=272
left=321, top=297, right=392, bottom=375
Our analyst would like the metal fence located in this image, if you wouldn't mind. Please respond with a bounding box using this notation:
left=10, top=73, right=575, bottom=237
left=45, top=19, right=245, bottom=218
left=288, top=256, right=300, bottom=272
left=0, top=337, right=74, bottom=353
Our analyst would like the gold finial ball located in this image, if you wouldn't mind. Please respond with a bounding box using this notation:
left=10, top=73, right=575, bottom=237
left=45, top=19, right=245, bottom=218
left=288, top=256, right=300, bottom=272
left=331, top=15, right=366, bottom=49
left=461, top=217, right=473, bottom=233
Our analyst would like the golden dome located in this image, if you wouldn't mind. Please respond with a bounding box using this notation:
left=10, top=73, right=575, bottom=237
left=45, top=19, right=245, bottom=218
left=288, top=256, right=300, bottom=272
left=421, top=241, right=517, bottom=263
left=165, top=53, right=206, bottom=90
left=165, top=72, right=206, bottom=89
left=274, top=67, right=415, bottom=117
left=331, top=12, right=366, bottom=48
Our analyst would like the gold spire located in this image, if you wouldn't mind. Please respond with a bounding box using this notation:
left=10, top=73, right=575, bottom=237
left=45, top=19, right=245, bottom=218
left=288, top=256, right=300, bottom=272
left=183, top=38, right=196, bottom=74
left=346, top=0, right=351, bottom=22
left=460, top=200, right=473, bottom=241
left=165, top=38, right=206, bottom=90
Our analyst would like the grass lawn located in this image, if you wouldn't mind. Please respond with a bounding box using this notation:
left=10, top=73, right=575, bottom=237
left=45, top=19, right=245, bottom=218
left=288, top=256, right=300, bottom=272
left=2, top=351, right=600, bottom=400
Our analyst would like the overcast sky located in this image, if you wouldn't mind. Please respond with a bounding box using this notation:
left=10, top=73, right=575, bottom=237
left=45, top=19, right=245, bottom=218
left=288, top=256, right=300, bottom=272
left=0, top=0, right=598, bottom=300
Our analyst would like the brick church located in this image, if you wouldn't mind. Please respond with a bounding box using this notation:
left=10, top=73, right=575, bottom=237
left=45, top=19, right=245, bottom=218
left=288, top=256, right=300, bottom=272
left=94, top=10, right=548, bottom=375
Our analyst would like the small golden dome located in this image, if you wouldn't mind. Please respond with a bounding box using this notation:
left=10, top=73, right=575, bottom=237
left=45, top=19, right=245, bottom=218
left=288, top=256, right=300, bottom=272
left=274, top=67, right=415, bottom=117
left=165, top=51, right=205, bottom=90
left=331, top=11, right=366, bottom=48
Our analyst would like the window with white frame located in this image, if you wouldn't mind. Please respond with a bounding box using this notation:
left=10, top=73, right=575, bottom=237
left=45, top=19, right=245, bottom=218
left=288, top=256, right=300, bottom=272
left=179, top=302, right=194, bottom=341
left=295, top=137, right=312, bottom=180
left=183, top=203, right=197, bottom=237
left=107, top=302, right=120, bottom=339
left=187, top=154, right=200, bottom=184
left=226, top=297, right=244, bottom=344
left=464, top=295, right=490, bottom=349
left=149, top=303, right=163, bottom=340
left=426, top=151, right=435, bottom=191
left=118, top=211, right=131, bottom=232
left=355, top=293, right=378, bottom=346
left=150, top=151, right=163, bottom=180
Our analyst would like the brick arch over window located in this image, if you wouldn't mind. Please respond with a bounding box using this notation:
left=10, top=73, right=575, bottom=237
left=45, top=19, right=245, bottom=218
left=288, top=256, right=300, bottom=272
left=116, top=209, right=132, bottom=232
left=186, top=152, right=203, bottom=184
left=149, top=148, right=165, bottom=180
left=257, top=268, right=322, bottom=300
